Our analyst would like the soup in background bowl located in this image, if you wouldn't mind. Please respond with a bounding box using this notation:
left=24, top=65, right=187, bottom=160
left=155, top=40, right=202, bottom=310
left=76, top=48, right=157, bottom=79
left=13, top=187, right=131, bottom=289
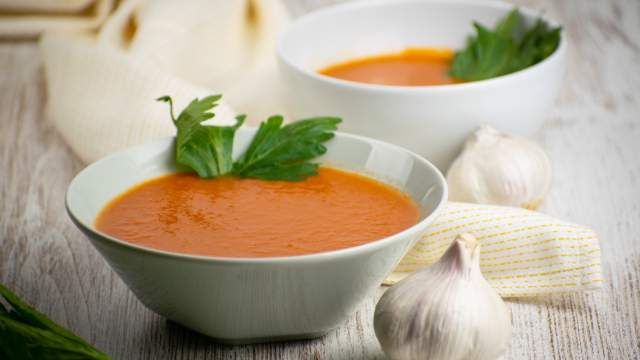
left=319, top=48, right=457, bottom=86
left=66, top=127, right=447, bottom=344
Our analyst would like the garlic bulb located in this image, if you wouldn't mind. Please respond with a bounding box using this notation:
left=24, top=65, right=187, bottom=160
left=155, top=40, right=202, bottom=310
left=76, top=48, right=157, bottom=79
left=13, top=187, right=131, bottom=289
left=374, top=234, right=511, bottom=360
left=447, top=125, right=551, bottom=209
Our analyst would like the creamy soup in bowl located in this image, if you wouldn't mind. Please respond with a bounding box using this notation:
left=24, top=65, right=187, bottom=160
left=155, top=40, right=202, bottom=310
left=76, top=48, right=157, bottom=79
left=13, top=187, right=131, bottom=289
left=95, top=167, right=420, bottom=257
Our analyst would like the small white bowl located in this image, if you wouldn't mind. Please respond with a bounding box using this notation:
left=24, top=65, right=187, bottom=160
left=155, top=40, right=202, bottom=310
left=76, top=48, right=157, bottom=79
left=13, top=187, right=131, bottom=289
left=66, top=128, right=447, bottom=344
left=277, top=0, right=566, bottom=170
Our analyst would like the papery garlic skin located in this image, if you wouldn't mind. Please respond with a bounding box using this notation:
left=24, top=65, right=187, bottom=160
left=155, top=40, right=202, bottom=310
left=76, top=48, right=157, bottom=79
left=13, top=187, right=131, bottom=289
left=446, top=125, right=551, bottom=209
left=374, top=234, right=511, bottom=360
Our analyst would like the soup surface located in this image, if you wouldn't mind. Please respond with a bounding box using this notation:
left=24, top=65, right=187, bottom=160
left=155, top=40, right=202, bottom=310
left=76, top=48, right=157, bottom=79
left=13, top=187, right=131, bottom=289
left=95, top=167, right=420, bottom=257
left=319, top=48, right=457, bottom=86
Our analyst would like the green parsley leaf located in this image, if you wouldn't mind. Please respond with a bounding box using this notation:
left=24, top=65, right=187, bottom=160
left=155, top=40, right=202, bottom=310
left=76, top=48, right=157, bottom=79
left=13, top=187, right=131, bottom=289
left=157, top=95, right=244, bottom=178
left=159, top=95, right=341, bottom=182
left=450, top=8, right=561, bottom=81
left=0, top=283, right=110, bottom=359
left=233, top=116, right=341, bottom=181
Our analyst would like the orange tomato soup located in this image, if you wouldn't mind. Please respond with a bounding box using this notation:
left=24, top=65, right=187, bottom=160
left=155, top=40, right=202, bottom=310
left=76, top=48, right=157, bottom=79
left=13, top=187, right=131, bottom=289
left=95, top=167, right=420, bottom=257
left=319, top=48, right=456, bottom=86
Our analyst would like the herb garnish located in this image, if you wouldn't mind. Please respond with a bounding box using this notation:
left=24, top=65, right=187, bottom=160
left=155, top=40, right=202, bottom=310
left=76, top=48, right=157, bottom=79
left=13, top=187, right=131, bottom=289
left=233, top=115, right=341, bottom=181
left=157, top=95, right=341, bottom=181
left=450, top=8, right=561, bottom=81
left=157, top=95, right=245, bottom=178
left=0, top=282, right=110, bottom=359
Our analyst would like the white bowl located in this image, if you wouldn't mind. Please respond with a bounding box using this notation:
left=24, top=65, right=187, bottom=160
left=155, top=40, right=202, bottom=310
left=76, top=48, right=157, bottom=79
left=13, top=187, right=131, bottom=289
left=277, top=0, right=566, bottom=170
left=66, top=128, right=447, bottom=344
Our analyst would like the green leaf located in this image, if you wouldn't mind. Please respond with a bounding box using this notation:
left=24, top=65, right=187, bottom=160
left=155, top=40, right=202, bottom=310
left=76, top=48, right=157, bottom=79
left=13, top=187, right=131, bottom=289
left=233, top=116, right=341, bottom=181
left=450, top=8, right=561, bottom=81
left=158, top=95, right=244, bottom=178
left=509, top=19, right=561, bottom=73
left=0, top=283, right=83, bottom=343
left=0, top=300, right=8, bottom=316
left=494, top=8, right=525, bottom=39
left=159, top=95, right=341, bottom=181
left=0, top=316, right=109, bottom=359
left=0, top=283, right=110, bottom=359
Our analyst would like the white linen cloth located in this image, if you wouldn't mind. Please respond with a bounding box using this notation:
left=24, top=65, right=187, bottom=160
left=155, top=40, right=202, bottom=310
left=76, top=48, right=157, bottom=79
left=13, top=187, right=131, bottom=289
left=38, top=0, right=289, bottom=163
left=0, top=0, right=114, bottom=38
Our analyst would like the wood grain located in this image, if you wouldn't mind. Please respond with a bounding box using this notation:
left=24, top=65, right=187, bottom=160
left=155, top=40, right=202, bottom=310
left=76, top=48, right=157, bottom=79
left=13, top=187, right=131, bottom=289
left=1, top=0, right=639, bottom=359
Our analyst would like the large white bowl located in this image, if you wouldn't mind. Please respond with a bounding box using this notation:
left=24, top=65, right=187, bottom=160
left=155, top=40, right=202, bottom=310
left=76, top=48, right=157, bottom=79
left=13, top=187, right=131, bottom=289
left=277, top=0, right=566, bottom=170
left=66, top=128, right=447, bottom=344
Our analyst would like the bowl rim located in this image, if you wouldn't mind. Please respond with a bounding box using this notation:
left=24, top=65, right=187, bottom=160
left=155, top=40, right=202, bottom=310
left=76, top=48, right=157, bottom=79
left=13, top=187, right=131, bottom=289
left=276, top=0, right=566, bottom=93
left=66, top=129, right=448, bottom=264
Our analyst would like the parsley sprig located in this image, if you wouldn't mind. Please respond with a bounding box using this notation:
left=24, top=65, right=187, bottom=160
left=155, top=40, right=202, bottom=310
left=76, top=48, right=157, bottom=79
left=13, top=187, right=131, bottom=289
left=450, top=8, right=561, bottom=81
left=158, top=95, right=341, bottom=181
left=0, top=282, right=110, bottom=359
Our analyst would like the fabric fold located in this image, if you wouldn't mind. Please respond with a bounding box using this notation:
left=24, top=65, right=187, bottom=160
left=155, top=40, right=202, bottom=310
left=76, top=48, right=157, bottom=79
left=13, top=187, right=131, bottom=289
left=0, top=0, right=114, bottom=38
left=40, top=32, right=235, bottom=163
left=38, top=0, right=290, bottom=163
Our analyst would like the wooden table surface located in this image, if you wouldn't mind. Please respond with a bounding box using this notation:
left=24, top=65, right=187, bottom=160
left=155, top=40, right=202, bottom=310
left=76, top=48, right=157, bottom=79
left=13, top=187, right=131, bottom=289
left=1, top=0, right=639, bottom=359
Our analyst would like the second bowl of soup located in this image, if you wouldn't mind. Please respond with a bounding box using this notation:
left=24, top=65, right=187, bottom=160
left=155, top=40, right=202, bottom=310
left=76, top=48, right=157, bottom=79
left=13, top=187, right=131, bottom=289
left=277, top=0, right=566, bottom=170
left=66, top=128, right=447, bottom=344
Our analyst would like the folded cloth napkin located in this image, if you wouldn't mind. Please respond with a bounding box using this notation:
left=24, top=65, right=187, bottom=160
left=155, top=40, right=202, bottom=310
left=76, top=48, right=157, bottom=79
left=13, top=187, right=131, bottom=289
left=0, top=0, right=114, bottom=38
left=38, top=0, right=290, bottom=163
left=387, top=202, right=603, bottom=298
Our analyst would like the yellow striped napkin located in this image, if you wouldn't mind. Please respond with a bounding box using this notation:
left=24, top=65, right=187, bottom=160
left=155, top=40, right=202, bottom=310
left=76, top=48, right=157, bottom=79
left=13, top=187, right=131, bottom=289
left=386, top=202, right=603, bottom=298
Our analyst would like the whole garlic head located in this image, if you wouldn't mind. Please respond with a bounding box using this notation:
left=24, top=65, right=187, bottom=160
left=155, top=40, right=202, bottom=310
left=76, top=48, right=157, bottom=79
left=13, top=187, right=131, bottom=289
left=374, top=234, right=511, bottom=360
left=447, top=125, right=551, bottom=209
